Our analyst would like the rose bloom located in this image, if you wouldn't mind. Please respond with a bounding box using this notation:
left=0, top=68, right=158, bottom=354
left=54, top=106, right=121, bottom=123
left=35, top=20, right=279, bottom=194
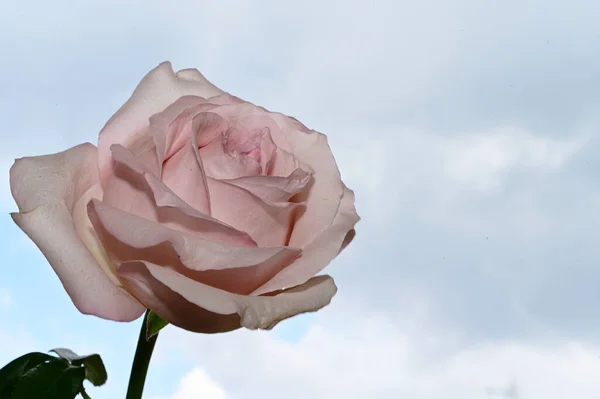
left=9, top=62, right=359, bottom=333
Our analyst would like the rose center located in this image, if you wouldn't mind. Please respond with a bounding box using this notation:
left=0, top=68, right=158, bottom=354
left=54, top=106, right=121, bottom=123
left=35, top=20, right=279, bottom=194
left=223, top=126, right=265, bottom=162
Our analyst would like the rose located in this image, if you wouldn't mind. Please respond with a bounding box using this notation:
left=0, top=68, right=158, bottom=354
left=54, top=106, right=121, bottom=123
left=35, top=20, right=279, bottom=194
left=9, top=62, right=359, bottom=333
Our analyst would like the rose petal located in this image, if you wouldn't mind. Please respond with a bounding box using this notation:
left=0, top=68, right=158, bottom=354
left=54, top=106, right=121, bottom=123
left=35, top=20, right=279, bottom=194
left=161, top=141, right=212, bottom=215
left=257, top=127, right=312, bottom=178
left=148, top=96, right=230, bottom=168
left=215, top=107, right=343, bottom=245
left=88, top=198, right=299, bottom=272
left=205, top=102, right=316, bottom=179
left=211, top=102, right=293, bottom=153
left=9, top=143, right=145, bottom=321
left=271, top=116, right=346, bottom=248
left=148, top=95, right=208, bottom=166
left=176, top=68, right=218, bottom=84
left=222, top=168, right=312, bottom=203
left=98, top=62, right=224, bottom=185
left=88, top=200, right=301, bottom=294
left=104, top=145, right=252, bottom=246
left=205, top=93, right=245, bottom=106
left=163, top=111, right=237, bottom=215
left=191, top=111, right=232, bottom=148
left=118, top=261, right=338, bottom=333
left=200, top=134, right=262, bottom=179
left=253, top=185, right=359, bottom=295
left=207, top=177, right=306, bottom=247
left=159, top=111, right=232, bottom=215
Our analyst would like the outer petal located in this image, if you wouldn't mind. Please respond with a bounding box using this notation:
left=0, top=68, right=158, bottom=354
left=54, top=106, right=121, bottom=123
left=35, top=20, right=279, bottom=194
left=9, top=143, right=145, bottom=321
left=88, top=199, right=301, bottom=295
left=271, top=115, right=346, bottom=248
left=204, top=93, right=245, bottom=106
left=98, top=62, right=225, bottom=185
left=253, top=185, right=359, bottom=295
left=118, top=261, right=337, bottom=333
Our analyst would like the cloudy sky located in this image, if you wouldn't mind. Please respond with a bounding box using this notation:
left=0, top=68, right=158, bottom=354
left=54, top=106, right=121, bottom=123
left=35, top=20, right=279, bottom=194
left=2, top=1, right=600, bottom=398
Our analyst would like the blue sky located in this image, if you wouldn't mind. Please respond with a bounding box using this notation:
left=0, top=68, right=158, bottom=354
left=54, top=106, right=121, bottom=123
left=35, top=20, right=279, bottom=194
left=2, top=1, right=600, bottom=398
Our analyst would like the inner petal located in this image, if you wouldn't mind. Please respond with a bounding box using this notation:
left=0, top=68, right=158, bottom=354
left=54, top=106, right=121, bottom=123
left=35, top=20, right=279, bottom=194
left=199, top=134, right=262, bottom=180
left=104, top=144, right=254, bottom=247
left=162, top=141, right=211, bottom=215
left=207, top=177, right=306, bottom=247
left=224, top=125, right=265, bottom=162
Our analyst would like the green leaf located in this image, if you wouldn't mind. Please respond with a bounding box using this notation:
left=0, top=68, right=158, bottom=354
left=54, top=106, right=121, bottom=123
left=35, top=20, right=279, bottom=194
left=9, top=360, right=85, bottom=399
left=50, top=348, right=80, bottom=362
left=79, top=386, right=92, bottom=399
left=79, top=354, right=107, bottom=387
left=145, top=311, right=169, bottom=341
left=0, top=352, right=56, bottom=397
left=51, top=349, right=108, bottom=386
left=0, top=349, right=108, bottom=398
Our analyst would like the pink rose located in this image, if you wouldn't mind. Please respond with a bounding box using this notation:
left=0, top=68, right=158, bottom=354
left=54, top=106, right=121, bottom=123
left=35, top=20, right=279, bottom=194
left=9, top=62, right=359, bottom=333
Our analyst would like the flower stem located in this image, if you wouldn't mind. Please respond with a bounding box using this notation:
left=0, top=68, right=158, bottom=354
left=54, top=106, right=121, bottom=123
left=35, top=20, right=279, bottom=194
left=126, top=310, right=158, bottom=399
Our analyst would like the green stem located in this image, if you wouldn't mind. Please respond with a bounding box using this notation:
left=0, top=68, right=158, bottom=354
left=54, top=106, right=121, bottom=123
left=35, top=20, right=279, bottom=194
left=125, top=310, right=158, bottom=399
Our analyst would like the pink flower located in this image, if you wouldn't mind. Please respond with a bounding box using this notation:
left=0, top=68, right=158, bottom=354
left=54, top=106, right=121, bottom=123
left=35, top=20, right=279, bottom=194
left=9, top=62, right=359, bottom=333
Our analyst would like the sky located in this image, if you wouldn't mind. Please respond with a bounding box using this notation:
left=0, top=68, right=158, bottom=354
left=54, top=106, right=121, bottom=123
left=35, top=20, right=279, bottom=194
left=1, top=1, right=600, bottom=398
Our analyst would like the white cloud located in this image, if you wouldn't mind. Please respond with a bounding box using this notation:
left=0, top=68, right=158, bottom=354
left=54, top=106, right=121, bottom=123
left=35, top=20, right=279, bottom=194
left=333, top=125, right=587, bottom=239
left=146, top=368, right=227, bottom=399
left=436, top=127, right=587, bottom=192
left=159, top=306, right=600, bottom=399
